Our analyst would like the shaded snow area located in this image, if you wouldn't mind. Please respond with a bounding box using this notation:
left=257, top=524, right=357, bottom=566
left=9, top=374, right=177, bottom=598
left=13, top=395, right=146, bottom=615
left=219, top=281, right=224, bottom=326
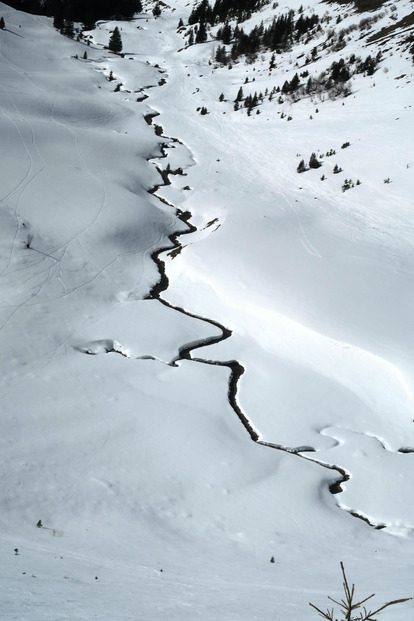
left=1, top=0, right=414, bottom=618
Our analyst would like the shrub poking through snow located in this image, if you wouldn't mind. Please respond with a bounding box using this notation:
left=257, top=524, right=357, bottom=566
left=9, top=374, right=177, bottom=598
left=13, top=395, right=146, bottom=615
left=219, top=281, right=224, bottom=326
left=309, top=562, right=411, bottom=621
left=342, top=178, right=354, bottom=191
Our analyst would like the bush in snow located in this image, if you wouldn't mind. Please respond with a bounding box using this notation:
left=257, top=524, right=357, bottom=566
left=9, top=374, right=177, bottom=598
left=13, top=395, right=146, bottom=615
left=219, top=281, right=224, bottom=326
left=309, top=562, right=411, bottom=621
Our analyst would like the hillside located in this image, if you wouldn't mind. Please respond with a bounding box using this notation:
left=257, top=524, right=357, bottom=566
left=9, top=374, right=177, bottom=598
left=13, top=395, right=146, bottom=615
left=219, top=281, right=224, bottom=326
left=0, top=0, right=414, bottom=618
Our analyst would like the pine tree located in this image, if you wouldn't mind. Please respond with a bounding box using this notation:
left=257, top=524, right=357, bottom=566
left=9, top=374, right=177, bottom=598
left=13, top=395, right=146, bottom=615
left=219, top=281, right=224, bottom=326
left=235, top=86, right=244, bottom=101
left=62, top=19, right=74, bottom=39
left=297, top=159, right=306, bottom=173
left=309, top=152, right=321, bottom=169
left=0, top=17, right=5, bottom=30
left=195, top=21, right=207, bottom=43
left=108, top=27, right=122, bottom=53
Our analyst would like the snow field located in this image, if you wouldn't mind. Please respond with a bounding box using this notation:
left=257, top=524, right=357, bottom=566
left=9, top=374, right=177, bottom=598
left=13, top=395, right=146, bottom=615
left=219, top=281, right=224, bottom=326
left=1, top=0, right=414, bottom=618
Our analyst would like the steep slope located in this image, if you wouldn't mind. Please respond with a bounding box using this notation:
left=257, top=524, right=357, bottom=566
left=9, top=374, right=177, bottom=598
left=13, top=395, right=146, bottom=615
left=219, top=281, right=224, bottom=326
left=0, top=0, right=414, bottom=619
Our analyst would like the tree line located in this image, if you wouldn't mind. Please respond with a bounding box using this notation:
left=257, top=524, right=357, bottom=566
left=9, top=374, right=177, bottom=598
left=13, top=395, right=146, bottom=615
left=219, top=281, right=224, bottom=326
left=188, top=0, right=269, bottom=27
left=212, top=9, right=320, bottom=63
left=5, top=0, right=142, bottom=29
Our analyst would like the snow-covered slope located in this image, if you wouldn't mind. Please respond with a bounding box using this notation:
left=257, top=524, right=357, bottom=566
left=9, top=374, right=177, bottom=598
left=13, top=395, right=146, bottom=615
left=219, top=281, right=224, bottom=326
left=1, top=0, right=414, bottom=618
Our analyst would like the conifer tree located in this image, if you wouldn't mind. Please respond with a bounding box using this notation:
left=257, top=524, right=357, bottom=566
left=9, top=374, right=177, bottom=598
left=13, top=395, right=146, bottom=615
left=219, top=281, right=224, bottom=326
left=0, top=17, right=5, bottom=30
left=235, top=86, right=244, bottom=101
left=195, top=21, right=207, bottom=43
left=309, top=153, right=321, bottom=169
left=62, top=19, right=74, bottom=38
left=108, top=27, right=122, bottom=53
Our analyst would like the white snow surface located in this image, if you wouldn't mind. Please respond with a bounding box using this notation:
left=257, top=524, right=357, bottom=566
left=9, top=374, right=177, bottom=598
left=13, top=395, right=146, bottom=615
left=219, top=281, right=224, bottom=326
left=1, top=0, right=414, bottom=618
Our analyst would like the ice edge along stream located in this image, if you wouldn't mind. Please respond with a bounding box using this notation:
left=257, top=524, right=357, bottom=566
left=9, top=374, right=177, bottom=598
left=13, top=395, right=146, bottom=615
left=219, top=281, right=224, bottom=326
left=141, top=101, right=389, bottom=533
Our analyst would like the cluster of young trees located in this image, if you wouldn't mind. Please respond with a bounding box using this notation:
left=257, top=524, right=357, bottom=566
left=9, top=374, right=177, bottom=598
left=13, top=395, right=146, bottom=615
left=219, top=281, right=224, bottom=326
left=5, top=0, right=142, bottom=29
left=303, top=52, right=381, bottom=98
left=188, top=0, right=268, bottom=27
left=212, top=10, right=320, bottom=62
left=262, top=51, right=381, bottom=105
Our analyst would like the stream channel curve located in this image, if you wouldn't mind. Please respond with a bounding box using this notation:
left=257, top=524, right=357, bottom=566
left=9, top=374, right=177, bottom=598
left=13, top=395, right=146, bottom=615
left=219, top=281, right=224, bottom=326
left=141, top=104, right=391, bottom=533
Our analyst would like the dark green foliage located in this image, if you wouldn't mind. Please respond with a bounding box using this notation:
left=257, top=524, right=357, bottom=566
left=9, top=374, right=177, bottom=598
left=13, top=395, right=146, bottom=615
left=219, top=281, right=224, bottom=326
left=342, top=178, right=354, bottom=191
left=0, top=16, right=5, bottom=29
left=215, top=45, right=228, bottom=63
left=109, top=27, right=122, bottom=53
left=330, top=58, right=350, bottom=82
left=62, top=19, right=74, bottom=38
left=6, top=0, right=142, bottom=28
left=202, top=5, right=320, bottom=63
left=53, top=13, right=63, bottom=29
left=282, top=73, right=300, bottom=94
left=188, top=0, right=265, bottom=26
left=357, top=54, right=377, bottom=75
left=323, top=0, right=386, bottom=12
left=216, top=21, right=232, bottom=44
left=297, top=159, right=306, bottom=173
left=195, top=21, right=207, bottom=43
left=333, top=164, right=342, bottom=174
left=153, top=3, right=161, bottom=17
left=309, top=153, right=321, bottom=169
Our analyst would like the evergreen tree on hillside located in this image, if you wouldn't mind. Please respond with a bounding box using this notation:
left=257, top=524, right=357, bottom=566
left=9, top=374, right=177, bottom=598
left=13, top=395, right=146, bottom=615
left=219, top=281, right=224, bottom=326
left=0, top=17, right=5, bottom=30
left=108, top=27, right=123, bottom=53
left=195, top=21, right=207, bottom=43
left=62, top=19, right=74, bottom=38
